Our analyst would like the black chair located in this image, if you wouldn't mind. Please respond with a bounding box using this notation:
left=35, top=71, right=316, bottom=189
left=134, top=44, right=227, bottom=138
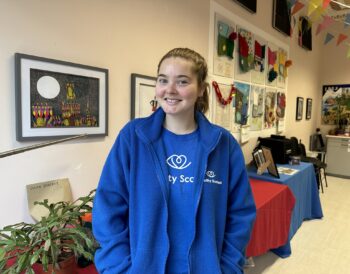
left=290, top=136, right=327, bottom=193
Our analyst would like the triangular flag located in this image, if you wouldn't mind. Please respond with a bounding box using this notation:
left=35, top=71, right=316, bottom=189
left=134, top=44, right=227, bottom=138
left=316, top=24, right=324, bottom=35
left=291, top=1, right=305, bottom=15
left=324, top=33, right=334, bottom=45
left=344, top=13, right=350, bottom=28
left=316, top=16, right=333, bottom=35
left=309, top=6, right=325, bottom=22
left=308, top=0, right=322, bottom=16
left=322, top=0, right=331, bottom=9
left=288, top=0, right=297, bottom=9
left=336, top=34, right=348, bottom=46
left=347, top=46, right=350, bottom=58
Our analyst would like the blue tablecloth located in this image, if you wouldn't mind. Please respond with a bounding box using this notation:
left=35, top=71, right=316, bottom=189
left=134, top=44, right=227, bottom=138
left=247, top=162, right=323, bottom=257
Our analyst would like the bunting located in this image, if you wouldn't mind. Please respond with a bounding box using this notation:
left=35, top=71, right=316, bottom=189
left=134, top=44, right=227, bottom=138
left=316, top=15, right=334, bottom=35
left=308, top=0, right=322, bottom=16
left=322, top=0, right=331, bottom=9
left=345, top=13, right=350, bottom=28
left=324, top=33, right=334, bottom=45
left=336, top=34, right=348, bottom=46
left=291, top=1, right=305, bottom=15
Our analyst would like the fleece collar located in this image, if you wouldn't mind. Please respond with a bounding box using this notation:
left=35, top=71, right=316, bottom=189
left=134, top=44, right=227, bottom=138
left=135, top=108, right=221, bottom=152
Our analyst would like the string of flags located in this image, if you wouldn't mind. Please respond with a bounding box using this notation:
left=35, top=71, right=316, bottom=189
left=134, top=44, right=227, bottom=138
left=289, top=0, right=350, bottom=58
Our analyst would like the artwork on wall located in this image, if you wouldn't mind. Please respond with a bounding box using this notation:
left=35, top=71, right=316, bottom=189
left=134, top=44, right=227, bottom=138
left=213, top=13, right=236, bottom=78
left=272, top=0, right=291, bottom=37
left=296, top=97, right=304, bottom=120
left=234, top=82, right=250, bottom=125
left=266, top=43, right=278, bottom=87
left=249, top=85, right=264, bottom=131
left=210, top=79, right=235, bottom=132
left=306, top=98, right=312, bottom=120
left=276, top=90, right=286, bottom=131
left=264, top=88, right=277, bottom=128
left=277, top=48, right=287, bottom=88
left=251, top=35, right=267, bottom=85
left=322, top=84, right=350, bottom=125
left=130, top=73, right=157, bottom=119
left=236, top=26, right=254, bottom=76
left=15, top=53, right=108, bottom=141
left=233, top=0, right=257, bottom=13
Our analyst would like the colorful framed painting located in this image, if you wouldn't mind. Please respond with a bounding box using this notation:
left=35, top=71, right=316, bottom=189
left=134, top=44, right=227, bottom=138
left=296, top=96, right=304, bottom=120
left=15, top=53, right=108, bottom=141
left=306, top=98, right=312, bottom=120
left=131, top=73, right=157, bottom=119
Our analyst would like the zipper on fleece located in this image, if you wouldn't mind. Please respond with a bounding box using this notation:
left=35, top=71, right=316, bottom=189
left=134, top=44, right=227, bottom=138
left=187, top=132, right=222, bottom=274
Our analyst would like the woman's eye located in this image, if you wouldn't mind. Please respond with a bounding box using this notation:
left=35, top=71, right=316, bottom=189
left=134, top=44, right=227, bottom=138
left=157, top=78, right=167, bottom=84
left=177, top=80, right=188, bottom=86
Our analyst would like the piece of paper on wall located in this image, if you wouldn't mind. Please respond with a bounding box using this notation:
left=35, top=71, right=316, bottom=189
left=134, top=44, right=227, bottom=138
left=26, top=178, right=72, bottom=222
left=266, top=42, right=278, bottom=87
left=241, top=125, right=250, bottom=144
left=251, top=35, right=267, bottom=85
left=235, top=26, right=254, bottom=82
left=213, top=13, right=236, bottom=78
left=277, top=48, right=287, bottom=88
left=249, top=85, right=264, bottom=131
left=264, top=88, right=277, bottom=129
left=276, top=90, right=286, bottom=132
left=211, top=81, right=234, bottom=131
left=234, top=82, right=250, bottom=126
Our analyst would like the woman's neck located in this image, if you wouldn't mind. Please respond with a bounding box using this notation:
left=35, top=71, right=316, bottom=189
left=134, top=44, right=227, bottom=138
left=163, top=114, right=197, bottom=135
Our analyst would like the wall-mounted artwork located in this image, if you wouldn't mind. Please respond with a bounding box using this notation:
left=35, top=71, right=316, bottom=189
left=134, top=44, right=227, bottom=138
left=296, top=97, right=304, bottom=120
left=266, top=43, right=278, bottom=87
left=251, top=36, right=267, bottom=85
left=322, top=85, right=350, bottom=125
left=249, top=85, right=264, bottom=131
left=15, top=53, right=108, bottom=141
left=272, top=0, right=291, bottom=37
left=306, top=98, right=312, bottom=120
left=234, top=82, right=250, bottom=126
left=276, top=90, right=286, bottom=131
left=130, top=73, right=157, bottom=119
left=213, top=13, right=236, bottom=78
left=233, top=0, right=257, bottom=13
left=264, top=88, right=277, bottom=128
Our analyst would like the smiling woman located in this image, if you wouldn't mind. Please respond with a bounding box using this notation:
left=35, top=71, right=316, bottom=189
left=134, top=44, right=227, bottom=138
left=92, top=48, right=256, bottom=274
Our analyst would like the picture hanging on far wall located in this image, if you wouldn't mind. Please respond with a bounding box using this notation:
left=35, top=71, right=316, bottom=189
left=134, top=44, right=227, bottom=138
left=306, top=98, right=312, bottom=120
left=15, top=53, right=109, bottom=141
left=296, top=97, right=304, bottom=120
left=131, top=73, right=157, bottom=119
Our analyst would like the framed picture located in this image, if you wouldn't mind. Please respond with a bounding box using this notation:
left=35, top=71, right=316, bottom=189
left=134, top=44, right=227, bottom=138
left=131, top=73, right=157, bottom=119
left=15, top=53, right=108, bottom=141
left=306, top=98, right=312, bottom=120
left=233, top=0, right=257, bottom=13
left=261, top=146, right=280, bottom=178
left=296, top=97, right=304, bottom=120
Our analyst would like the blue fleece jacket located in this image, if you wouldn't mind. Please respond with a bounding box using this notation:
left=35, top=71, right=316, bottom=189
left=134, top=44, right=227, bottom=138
left=92, top=108, right=256, bottom=274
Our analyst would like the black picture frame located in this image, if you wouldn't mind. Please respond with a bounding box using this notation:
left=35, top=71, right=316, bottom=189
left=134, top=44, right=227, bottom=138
left=15, top=53, right=109, bottom=141
left=296, top=97, right=304, bottom=120
left=306, top=98, right=312, bottom=120
left=272, top=0, right=291, bottom=36
left=233, top=0, right=257, bottom=13
left=130, top=73, right=157, bottom=119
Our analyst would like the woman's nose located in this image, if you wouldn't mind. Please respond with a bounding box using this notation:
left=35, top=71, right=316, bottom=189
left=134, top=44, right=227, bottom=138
left=165, top=80, right=177, bottom=93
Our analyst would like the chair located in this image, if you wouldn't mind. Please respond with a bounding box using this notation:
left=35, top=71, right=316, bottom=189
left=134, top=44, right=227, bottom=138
left=290, top=136, right=327, bottom=193
left=299, top=141, right=328, bottom=193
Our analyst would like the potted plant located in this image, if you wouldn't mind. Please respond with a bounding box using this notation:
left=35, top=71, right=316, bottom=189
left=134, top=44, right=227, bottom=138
left=0, top=189, right=96, bottom=274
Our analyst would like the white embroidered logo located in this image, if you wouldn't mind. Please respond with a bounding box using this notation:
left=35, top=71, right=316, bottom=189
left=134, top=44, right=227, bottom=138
left=204, top=170, right=222, bottom=185
left=166, top=154, right=191, bottom=170
left=206, top=170, right=216, bottom=178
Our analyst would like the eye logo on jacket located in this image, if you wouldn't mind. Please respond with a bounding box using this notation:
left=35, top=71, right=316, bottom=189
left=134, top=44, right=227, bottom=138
left=166, top=154, right=191, bottom=170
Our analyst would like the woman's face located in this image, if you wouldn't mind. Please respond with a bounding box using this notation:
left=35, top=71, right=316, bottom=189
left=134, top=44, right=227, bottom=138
left=155, top=57, right=203, bottom=118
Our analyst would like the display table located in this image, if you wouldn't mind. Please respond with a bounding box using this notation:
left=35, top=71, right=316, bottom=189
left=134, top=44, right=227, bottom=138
left=246, top=179, right=295, bottom=257
left=247, top=162, right=323, bottom=257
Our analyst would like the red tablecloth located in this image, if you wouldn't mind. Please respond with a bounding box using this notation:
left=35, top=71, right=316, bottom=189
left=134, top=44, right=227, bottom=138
left=246, top=179, right=295, bottom=257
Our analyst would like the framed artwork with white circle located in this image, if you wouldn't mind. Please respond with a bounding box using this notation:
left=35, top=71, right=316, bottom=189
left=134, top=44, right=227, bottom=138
left=15, top=53, right=108, bottom=141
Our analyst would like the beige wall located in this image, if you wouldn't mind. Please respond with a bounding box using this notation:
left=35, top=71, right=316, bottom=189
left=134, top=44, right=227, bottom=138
left=0, top=0, right=340, bottom=228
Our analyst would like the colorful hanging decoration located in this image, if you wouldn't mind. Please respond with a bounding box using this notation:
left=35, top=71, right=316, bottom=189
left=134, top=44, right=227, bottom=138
left=217, top=21, right=236, bottom=59
left=324, top=32, right=334, bottom=44
left=238, top=28, right=254, bottom=73
left=291, top=1, right=305, bottom=15
left=254, top=40, right=265, bottom=72
left=336, top=34, right=348, bottom=46
left=212, top=81, right=235, bottom=105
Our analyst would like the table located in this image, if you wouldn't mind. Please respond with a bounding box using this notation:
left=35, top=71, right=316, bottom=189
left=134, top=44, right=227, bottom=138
left=247, top=162, right=323, bottom=257
left=246, top=179, right=295, bottom=257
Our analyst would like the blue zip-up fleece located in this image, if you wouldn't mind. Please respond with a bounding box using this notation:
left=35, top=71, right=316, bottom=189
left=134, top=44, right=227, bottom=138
left=92, top=108, right=256, bottom=274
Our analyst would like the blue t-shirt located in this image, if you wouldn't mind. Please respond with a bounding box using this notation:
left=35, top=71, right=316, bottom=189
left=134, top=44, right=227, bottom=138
left=162, top=127, right=199, bottom=274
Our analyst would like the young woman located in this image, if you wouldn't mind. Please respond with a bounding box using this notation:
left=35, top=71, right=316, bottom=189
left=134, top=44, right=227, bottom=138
left=92, top=48, right=256, bottom=274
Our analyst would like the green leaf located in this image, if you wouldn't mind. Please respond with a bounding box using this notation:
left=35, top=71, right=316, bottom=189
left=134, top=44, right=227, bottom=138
left=30, top=249, right=41, bottom=265
left=44, top=239, right=51, bottom=251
